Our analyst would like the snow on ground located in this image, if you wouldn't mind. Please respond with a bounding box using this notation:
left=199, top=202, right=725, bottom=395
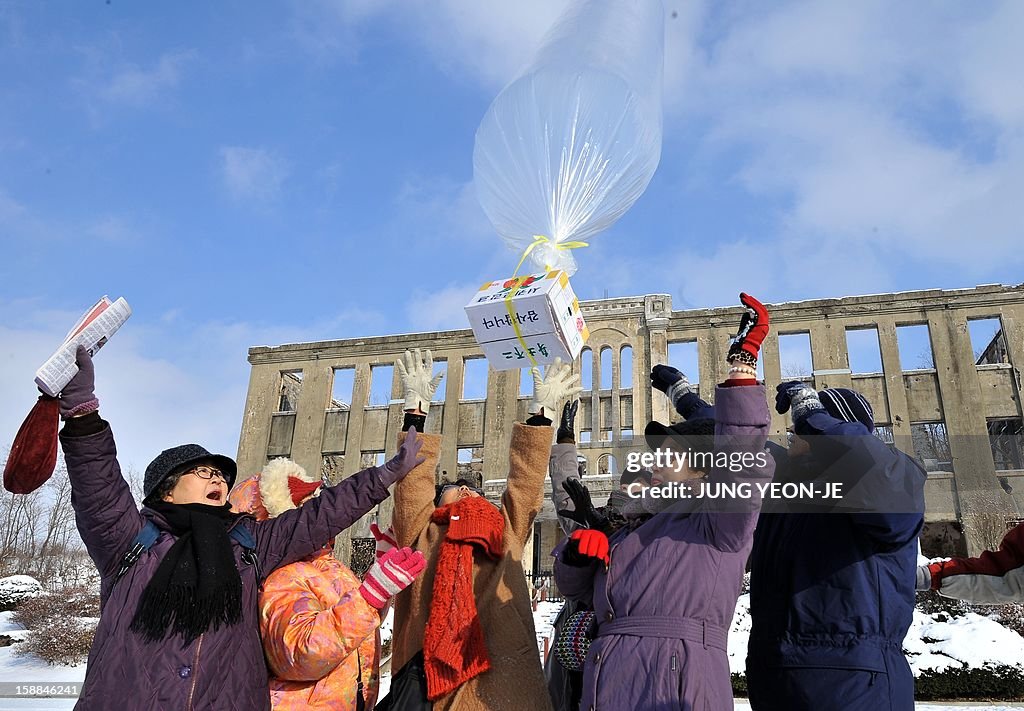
left=2, top=599, right=1024, bottom=708
left=725, top=594, right=1024, bottom=677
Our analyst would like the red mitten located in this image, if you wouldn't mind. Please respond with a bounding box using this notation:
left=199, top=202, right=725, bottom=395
left=728, top=293, right=770, bottom=363
left=927, top=561, right=945, bottom=591
left=3, top=395, right=60, bottom=494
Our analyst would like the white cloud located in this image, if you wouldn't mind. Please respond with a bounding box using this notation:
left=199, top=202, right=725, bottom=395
left=289, top=0, right=570, bottom=86
left=85, top=215, right=140, bottom=244
left=393, top=177, right=492, bottom=244
left=99, top=49, right=196, bottom=107
left=405, top=282, right=479, bottom=332
left=220, top=146, right=290, bottom=202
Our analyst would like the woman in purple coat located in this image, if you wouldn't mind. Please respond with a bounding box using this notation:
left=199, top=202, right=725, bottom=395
left=55, top=347, right=424, bottom=711
left=554, top=294, right=774, bottom=711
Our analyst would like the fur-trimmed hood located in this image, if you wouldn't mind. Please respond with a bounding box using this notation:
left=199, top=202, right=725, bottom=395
left=259, top=458, right=321, bottom=519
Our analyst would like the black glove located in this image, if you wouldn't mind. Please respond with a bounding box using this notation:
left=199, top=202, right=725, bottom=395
left=556, top=400, right=578, bottom=443
left=558, top=478, right=609, bottom=532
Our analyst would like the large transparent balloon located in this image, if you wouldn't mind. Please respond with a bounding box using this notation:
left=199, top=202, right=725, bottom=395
left=474, top=0, right=664, bottom=276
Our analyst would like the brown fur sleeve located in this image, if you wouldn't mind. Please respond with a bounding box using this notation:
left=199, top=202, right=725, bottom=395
left=501, top=423, right=554, bottom=549
left=393, top=432, right=442, bottom=548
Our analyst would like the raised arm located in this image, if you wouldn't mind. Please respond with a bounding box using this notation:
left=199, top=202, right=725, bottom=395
left=919, top=523, right=1024, bottom=604
left=256, top=428, right=424, bottom=573
left=502, top=358, right=581, bottom=547
left=57, top=348, right=143, bottom=583
left=392, top=348, right=444, bottom=547
left=683, top=293, right=773, bottom=552
left=650, top=364, right=715, bottom=420
left=393, top=426, right=441, bottom=548
left=549, top=400, right=583, bottom=536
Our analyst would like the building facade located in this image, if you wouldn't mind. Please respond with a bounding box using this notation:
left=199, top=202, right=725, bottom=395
left=236, top=283, right=1024, bottom=565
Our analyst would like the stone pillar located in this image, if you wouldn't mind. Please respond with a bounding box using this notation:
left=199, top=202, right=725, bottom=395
left=999, top=304, right=1024, bottom=419
left=289, top=362, right=330, bottom=484
left=341, top=363, right=372, bottom=478
left=610, top=346, right=622, bottom=439
left=645, top=296, right=671, bottom=425
left=439, top=355, right=466, bottom=479
left=928, top=309, right=1013, bottom=554
left=236, top=363, right=283, bottom=483
left=759, top=330, right=786, bottom=437
left=482, top=367, right=518, bottom=482
left=877, top=318, right=915, bottom=457
left=809, top=319, right=853, bottom=390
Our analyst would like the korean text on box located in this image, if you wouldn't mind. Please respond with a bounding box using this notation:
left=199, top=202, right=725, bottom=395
left=465, top=271, right=588, bottom=371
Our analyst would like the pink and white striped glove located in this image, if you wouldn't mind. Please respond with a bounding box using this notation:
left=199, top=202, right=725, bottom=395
left=359, top=547, right=426, bottom=610
left=370, top=523, right=397, bottom=560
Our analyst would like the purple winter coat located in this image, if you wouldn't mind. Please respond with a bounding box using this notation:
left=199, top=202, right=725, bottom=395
left=554, top=385, right=774, bottom=711
left=61, top=420, right=390, bottom=711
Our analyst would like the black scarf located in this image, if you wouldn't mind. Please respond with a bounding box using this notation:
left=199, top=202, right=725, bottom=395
left=131, top=501, right=243, bottom=642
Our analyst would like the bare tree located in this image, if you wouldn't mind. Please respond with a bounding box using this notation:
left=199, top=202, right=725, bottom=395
left=781, top=362, right=811, bottom=379
left=0, top=451, right=90, bottom=588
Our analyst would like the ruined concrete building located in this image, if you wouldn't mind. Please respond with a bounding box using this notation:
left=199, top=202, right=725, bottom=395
left=237, top=283, right=1024, bottom=567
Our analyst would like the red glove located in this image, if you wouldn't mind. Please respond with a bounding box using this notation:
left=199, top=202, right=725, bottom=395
left=562, top=529, right=610, bottom=567
left=728, top=293, right=770, bottom=363
left=370, top=522, right=397, bottom=560
left=927, top=561, right=944, bottom=591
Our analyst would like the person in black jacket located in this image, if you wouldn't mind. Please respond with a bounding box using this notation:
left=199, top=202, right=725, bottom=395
left=745, top=382, right=926, bottom=711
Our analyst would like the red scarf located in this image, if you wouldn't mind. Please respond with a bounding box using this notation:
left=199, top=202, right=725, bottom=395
left=423, top=495, right=505, bottom=700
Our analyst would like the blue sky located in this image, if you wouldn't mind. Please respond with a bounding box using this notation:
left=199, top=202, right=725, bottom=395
left=2, top=1, right=1022, bottom=476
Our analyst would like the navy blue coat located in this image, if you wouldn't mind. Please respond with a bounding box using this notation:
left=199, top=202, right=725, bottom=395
left=746, top=411, right=925, bottom=711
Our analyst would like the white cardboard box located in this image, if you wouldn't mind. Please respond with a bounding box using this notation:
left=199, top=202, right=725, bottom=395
left=465, top=271, right=589, bottom=370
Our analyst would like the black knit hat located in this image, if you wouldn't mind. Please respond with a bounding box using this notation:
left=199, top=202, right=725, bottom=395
left=644, top=418, right=716, bottom=451
left=143, top=444, right=237, bottom=502
left=819, top=388, right=874, bottom=432
left=619, top=467, right=652, bottom=487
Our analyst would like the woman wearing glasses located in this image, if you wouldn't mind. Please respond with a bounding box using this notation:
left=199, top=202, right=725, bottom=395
left=377, top=349, right=581, bottom=711
left=54, top=346, right=425, bottom=711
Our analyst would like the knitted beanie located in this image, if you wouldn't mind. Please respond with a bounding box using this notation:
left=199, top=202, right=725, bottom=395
left=819, top=388, right=875, bottom=432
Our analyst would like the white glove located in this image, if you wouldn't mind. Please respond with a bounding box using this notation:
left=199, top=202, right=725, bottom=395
left=396, top=349, right=444, bottom=413
left=528, top=357, right=583, bottom=416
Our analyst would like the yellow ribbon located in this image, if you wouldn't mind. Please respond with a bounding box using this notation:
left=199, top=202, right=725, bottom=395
left=511, top=234, right=590, bottom=278
left=505, top=235, right=589, bottom=370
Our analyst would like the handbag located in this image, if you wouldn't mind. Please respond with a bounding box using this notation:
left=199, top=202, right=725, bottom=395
left=553, top=609, right=597, bottom=672
left=375, top=651, right=431, bottom=711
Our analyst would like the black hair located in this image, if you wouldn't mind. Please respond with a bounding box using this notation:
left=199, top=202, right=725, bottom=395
left=434, top=478, right=480, bottom=506
left=146, top=470, right=185, bottom=505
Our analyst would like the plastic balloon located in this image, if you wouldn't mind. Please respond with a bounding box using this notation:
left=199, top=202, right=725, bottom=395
left=474, top=0, right=664, bottom=275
